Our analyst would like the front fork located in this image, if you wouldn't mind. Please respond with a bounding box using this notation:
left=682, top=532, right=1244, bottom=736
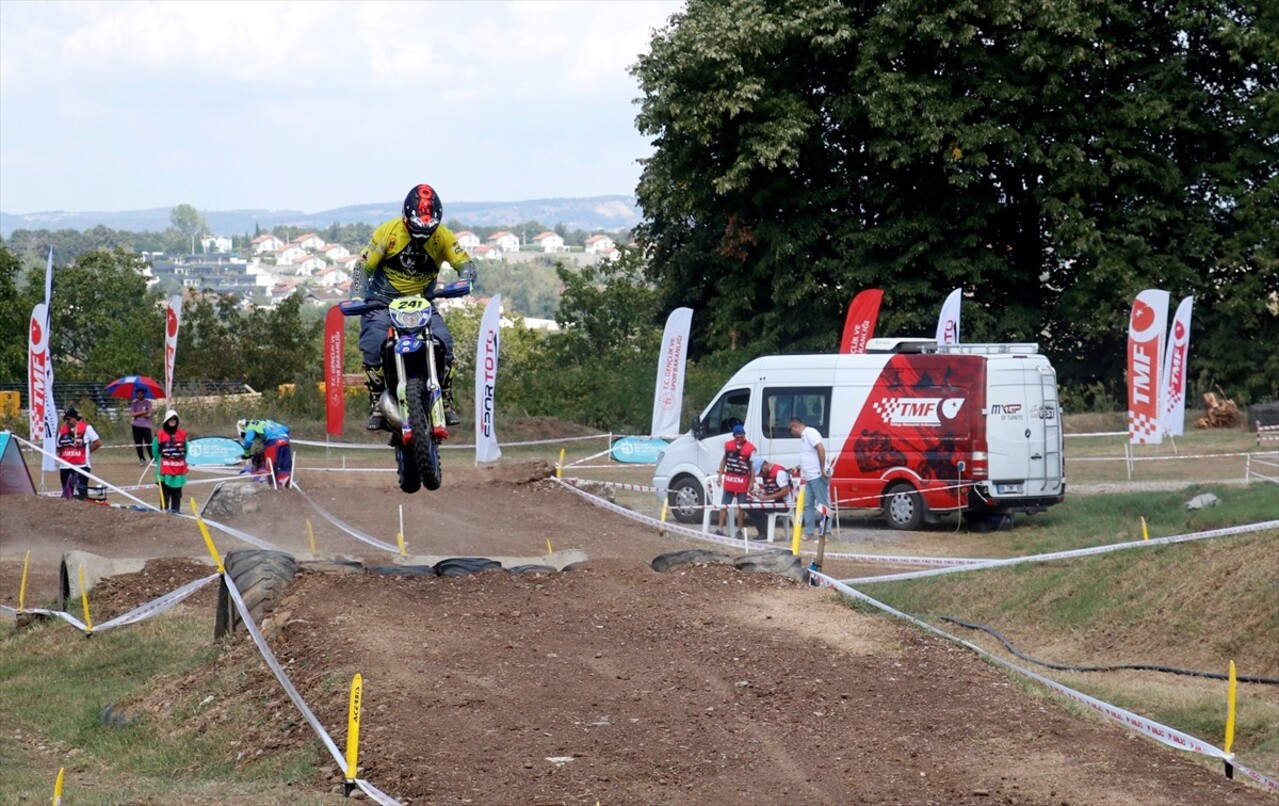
left=393, top=343, right=446, bottom=442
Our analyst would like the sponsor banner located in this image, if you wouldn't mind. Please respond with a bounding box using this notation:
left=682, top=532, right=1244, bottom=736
left=609, top=436, right=669, bottom=464
left=187, top=436, right=248, bottom=466
left=164, top=295, right=183, bottom=401
left=1127, top=289, right=1170, bottom=444
left=839, top=289, right=883, bottom=354
left=474, top=294, right=502, bottom=464
left=324, top=305, right=345, bottom=436
left=651, top=307, right=693, bottom=437
left=1160, top=296, right=1193, bottom=437
left=935, top=287, right=961, bottom=345
left=28, top=302, right=59, bottom=472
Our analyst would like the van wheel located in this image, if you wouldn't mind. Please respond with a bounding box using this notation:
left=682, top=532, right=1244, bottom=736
left=668, top=477, right=704, bottom=524
left=883, top=483, right=924, bottom=531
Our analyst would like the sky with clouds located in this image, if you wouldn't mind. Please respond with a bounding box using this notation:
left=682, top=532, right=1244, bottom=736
left=0, top=0, right=684, bottom=214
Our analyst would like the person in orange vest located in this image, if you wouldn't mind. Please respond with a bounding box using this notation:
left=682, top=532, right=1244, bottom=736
left=714, top=423, right=756, bottom=536
left=57, top=407, right=101, bottom=500
left=152, top=409, right=189, bottom=513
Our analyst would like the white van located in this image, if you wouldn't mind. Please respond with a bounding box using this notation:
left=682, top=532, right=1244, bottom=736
left=652, top=339, right=1065, bottom=530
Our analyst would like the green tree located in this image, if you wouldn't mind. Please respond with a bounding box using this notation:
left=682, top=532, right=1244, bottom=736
left=632, top=0, right=1278, bottom=400
left=169, top=204, right=206, bottom=254
left=0, top=248, right=36, bottom=379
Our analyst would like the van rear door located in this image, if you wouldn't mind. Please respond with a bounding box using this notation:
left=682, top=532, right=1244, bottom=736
left=985, top=358, right=1063, bottom=497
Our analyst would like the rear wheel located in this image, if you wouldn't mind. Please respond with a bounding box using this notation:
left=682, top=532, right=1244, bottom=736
left=883, top=482, right=924, bottom=530
left=668, top=476, right=705, bottom=523
left=406, top=377, right=442, bottom=490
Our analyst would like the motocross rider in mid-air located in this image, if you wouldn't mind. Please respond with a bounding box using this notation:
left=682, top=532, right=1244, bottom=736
left=356, top=183, right=478, bottom=430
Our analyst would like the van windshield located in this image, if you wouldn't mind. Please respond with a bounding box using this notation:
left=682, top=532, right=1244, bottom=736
left=703, top=389, right=750, bottom=437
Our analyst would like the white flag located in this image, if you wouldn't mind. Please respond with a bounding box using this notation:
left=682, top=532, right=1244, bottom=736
left=474, top=294, right=502, bottom=464
left=935, top=288, right=961, bottom=345
left=1160, top=296, right=1193, bottom=437
left=651, top=307, right=693, bottom=437
left=164, top=294, right=183, bottom=401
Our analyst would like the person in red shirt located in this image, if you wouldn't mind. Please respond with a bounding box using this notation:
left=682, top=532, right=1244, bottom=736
left=714, top=423, right=755, bottom=536
left=56, top=407, right=102, bottom=500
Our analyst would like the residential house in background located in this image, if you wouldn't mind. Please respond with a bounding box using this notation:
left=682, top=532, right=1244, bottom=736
left=584, top=234, right=616, bottom=254
left=275, top=244, right=308, bottom=266
left=531, top=231, right=565, bottom=253
left=317, top=267, right=351, bottom=287
left=291, top=233, right=325, bottom=251
left=292, top=254, right=326, bottom=277
left=200, top=234, right=234, bottom=253
left=473, top=245, right=503, bottom=261
left=251, top=234, right=285, bottom=254
left=488, top=231, right=520, bottom=253
left=321, top=243, right=351, bottom=261
left=455, top=230, right=481, bottom=250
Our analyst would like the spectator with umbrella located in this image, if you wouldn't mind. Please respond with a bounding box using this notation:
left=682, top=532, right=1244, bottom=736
left=104, top=375, right=163, bottom=467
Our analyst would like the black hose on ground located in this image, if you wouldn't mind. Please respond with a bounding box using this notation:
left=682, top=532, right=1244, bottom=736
left=940, top=616, right=1279, bottom=685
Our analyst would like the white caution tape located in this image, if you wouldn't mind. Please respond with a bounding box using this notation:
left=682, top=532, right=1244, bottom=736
left=811, top=571, right=1279, bottom=793
left=293, top=483, right=401, bottom=554
left=221, top=571, right=401, bottom=805
left=1, top=573, right=219, bottom=634
left=290, top=432, right=608, bottom=452
left=562, top=477, right=660, bottom=494
left=844, top=520, right=1279, bottom=585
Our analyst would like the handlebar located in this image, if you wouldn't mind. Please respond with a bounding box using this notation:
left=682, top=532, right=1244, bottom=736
left=339, top=279, right=472, bottom=316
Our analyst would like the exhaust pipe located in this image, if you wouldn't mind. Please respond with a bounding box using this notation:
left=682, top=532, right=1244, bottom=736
left=378, top=391, right=405, bottom=429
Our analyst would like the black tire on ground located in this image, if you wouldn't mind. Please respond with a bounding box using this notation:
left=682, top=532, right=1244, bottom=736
left=434, top=557, right=504, bottom=577
left=650, top=549, right=734, bottom=572
left=883, top=482, right=925, bottom=531
left=214, top=550, right=298, bottom=640
left=405, top=377, right=442, bottom=490
left=395, top=441, right=421, bottom=494
left=667, top=476, right=705, bottom=524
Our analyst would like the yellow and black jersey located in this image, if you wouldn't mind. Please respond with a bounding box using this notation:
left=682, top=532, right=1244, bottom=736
left=359, top=219, right=472, bottom=301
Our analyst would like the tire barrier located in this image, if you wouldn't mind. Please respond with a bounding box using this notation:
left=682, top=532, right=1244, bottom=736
left=213, top=550, right=298, bottom=640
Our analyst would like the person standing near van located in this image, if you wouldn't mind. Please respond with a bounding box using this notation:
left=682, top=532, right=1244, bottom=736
left=715, top=424, right=755, bottom=536
left=789, top=416, right=829, bottom=539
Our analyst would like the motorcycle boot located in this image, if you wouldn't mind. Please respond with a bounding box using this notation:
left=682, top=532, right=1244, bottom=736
left=364, top=364, right=387, bottom=431
left=441, top=362, right=461, bottom=426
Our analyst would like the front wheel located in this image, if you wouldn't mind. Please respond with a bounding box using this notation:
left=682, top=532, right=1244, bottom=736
left=395, top=441, right=421, bottom=494
left=667, top=476, right=705, bottom=524
left=405, top=377, right=442, bottom=490
left=883, top=482, right=925, bottom=531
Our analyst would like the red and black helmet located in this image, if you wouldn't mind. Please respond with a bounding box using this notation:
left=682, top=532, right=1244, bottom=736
left=402, top=183, right=442, bottom=239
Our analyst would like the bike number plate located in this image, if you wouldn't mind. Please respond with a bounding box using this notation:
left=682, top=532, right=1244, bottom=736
left=394, top=336, right=425, bottom=354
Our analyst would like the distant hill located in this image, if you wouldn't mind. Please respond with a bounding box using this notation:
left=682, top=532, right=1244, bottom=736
left=0, top=196, right=642, bottom=239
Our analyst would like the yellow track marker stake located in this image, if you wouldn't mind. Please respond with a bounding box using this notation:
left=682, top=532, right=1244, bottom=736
left=344, top=672, right=364, bottom=796
left=1224, top=660, right=1237, bottom=779
left=659, top=502, right=669, bottom=537
left=52, top=766, right=65, bottom=805
left=78, top=565, right=93, bottom=635
left=791, top=486, right=806, bottom=555
left=19, top=550, right=30, bottom=611
left=306, top=519, right=317, bottom=557
left=190, top=497, right=225, bottom=573
left=397, top=505, right=407, bottom=556
left=546, top=538, right=554, bottom=556
left=557, top=448, right=565, bottom=478
left=1140, top=516, right=1149, bottom=540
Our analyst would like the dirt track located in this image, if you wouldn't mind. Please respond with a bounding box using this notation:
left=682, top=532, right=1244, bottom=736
left=1, top=457, right=1272, bottom=805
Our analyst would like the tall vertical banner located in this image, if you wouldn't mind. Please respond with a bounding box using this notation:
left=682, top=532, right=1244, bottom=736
left=935, top=288, right=962, bottom=345
left=474, top=294, right=502, bottom=464
left=1127, top=288, right=1170, bottom=444
left=324, top=305, right=346, bottom=436
left=1160, top=296, right=1194, bottom=437
left=651, top=307, right=693, bottom=437
left=839, top=289, right=884, bottom=354
left=28, top=303, right=58, bottom=471
left=35, top=247, right=58, bottom=472
left=163, top=294, right=183, bottom=401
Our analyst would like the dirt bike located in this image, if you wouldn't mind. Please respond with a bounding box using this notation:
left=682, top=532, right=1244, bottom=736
left=339, top=279, right=470, bottom=493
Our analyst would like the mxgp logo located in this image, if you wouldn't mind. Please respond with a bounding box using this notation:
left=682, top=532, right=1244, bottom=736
left=991, top=403, right=1023, bottom=419
left=873, top=397, right=964, bottom=426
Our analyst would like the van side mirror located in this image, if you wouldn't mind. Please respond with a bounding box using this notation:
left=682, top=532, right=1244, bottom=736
left=690, top=416, right=705, bottom=438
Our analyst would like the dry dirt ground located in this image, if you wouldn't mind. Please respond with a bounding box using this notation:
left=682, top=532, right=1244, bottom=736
left=1, top=453, right=1273, bottom=805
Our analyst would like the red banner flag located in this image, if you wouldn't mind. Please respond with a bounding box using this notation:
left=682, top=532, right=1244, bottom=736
left=324, top=305, right=346, bottom=436
left=1127, top=289, right=1170, bottom=444
left=839, top=290, right=883, bottom=354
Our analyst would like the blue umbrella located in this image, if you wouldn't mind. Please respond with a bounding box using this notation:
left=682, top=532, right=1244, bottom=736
left=104, top=375, right=164, bottom=400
